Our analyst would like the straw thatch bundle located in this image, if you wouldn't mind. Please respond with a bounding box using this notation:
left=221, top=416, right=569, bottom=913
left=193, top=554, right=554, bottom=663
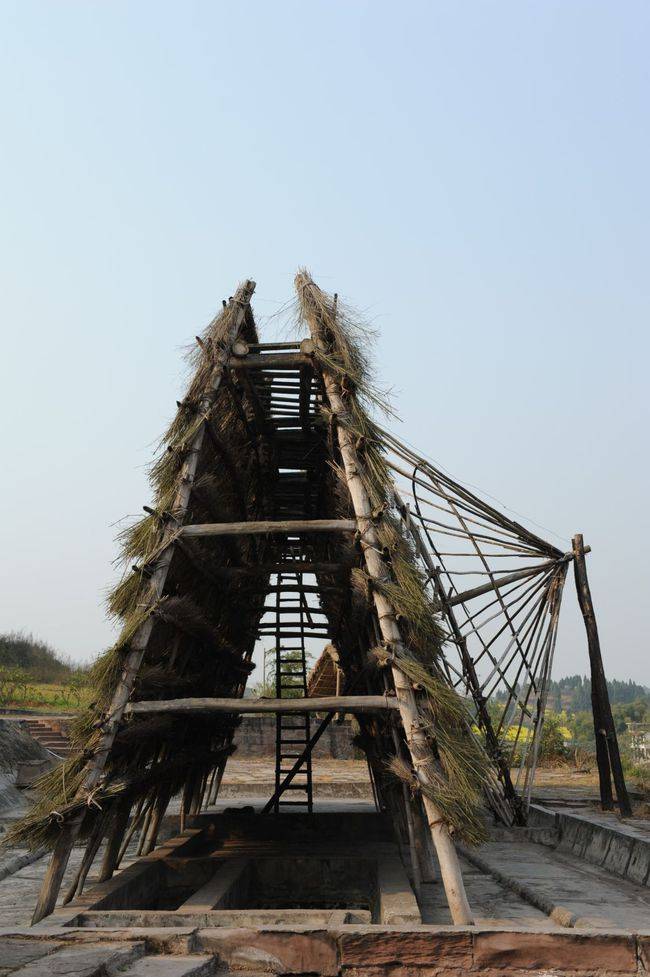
left=294, top=272, right=489, bottom=844
left=5, top=296, right=268, bottom=851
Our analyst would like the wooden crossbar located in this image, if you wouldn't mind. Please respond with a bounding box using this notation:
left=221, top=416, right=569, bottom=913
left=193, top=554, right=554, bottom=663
left=125, top=695, right=399, bottom=715
left=181, top=519, right=357, bottom=537
left=230, top=352, right=311, bottom=369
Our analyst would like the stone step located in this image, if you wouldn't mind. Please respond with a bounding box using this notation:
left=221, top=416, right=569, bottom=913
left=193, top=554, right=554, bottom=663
left=20, top=719, right=72, bottom=758
left=120, top=956, right=217, bottom=977
left=10, top=941, right=144, bottom=977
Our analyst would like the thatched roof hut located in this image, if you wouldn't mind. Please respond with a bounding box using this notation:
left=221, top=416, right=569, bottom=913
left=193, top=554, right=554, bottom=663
left=10, top=270, right=612, bottom=925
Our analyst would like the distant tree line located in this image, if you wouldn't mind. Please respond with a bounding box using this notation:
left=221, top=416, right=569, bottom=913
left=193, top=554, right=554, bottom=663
left=0, top=631, right=84, bottom=683
left=495, top=675, right=648, bottom=712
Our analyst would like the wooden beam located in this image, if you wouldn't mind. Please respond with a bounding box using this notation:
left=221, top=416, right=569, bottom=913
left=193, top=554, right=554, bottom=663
left=125, top=695, right=399, bottom=716
left=230, top=561, right=349, bottom=575
left=230, top=352, right=311, bottom=369
left=181, top=518, right=356, bottom=537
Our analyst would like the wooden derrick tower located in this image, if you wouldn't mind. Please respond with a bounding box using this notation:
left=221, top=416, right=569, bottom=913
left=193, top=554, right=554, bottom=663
left=9, top=271, right=630, bottom=926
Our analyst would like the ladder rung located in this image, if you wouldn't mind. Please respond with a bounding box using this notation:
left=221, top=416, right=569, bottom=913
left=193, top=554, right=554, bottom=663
left=277, top=800, right=312, bottom=806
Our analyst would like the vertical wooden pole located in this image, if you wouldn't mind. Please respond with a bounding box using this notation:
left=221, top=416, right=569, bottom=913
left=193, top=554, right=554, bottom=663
left=97, top=800, right=131, bottom=883
left=572, top=534, right=632, bottom=817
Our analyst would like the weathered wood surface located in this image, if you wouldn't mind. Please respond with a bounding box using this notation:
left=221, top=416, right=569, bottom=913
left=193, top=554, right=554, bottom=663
left=181, top=518, right=357, bottom=537
left=125, top=695, right=399, bottom=715
left=229, top=351, right=311, bottom=369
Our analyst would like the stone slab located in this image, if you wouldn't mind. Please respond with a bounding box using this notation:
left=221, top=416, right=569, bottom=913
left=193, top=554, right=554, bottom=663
left=10, top=942, right=144, bottom=977
left=627, top=839, right=650, bottom=886
left=376, top=855, right=421, bottom=925
left=119, top=956, right=215, bottom=977
left=195, top=926, right=339, bottom=976
left=603, top=833, right=634, bottom=876
left=0, top=940, right=60, bottom=974
left=473, top=929, right=638, bottom=973
left=70, top=909, right=371, bottom=928
left=338, top=927, right=473, bottom=969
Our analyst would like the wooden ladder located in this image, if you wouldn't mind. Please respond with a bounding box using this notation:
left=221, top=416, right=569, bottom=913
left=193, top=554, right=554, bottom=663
left=272, top=567, right=313, bottom=812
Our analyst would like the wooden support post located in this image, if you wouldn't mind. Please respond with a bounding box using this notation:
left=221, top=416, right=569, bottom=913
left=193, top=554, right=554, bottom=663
left=572, top=534, right=632, bottom=817
left=32, top=821, right=80, bottom=923
left=97, top=800, right=131, bottom=883
left=31, top=280, right=257, bottom=924
left=298, top=272, right=474, bottom=925
left=62, top=816, right=105, bottom=905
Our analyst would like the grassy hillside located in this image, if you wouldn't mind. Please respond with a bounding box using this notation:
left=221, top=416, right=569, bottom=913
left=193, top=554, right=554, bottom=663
left=0, top=632, right=90, bottom=712
left=0, top=631, right=78, bottom=683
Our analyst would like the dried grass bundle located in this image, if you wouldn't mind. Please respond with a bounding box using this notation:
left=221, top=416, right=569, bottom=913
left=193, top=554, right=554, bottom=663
left=295, top=270, right=490, bottom=845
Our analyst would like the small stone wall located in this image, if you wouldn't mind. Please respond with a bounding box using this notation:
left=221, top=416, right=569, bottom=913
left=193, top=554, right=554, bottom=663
left=529, top=803, right=650, bottom=887
left=231, top=716, right=360, bottom=758
left=7, top=925, right=649, bottom=976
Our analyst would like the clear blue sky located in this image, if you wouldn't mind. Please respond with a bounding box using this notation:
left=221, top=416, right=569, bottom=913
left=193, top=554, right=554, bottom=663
left=1, top=1, right=648, bottom=683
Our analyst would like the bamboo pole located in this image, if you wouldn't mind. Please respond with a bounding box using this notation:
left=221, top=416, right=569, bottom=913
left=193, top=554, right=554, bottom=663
left=31, top=281, right=256, bottom=924
left=97, top=800, right=131, bottom=883
left=572, top=534, right=632, bottom=817
left=298, top=273, right=474, bottom=925
left=393, top=489, right=523, bottom=825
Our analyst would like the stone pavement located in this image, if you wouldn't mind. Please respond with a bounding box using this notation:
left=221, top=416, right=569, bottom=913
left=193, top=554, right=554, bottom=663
left=462, top=833, right=650, bottom=930
left=0, top=839, right=140, bottom=929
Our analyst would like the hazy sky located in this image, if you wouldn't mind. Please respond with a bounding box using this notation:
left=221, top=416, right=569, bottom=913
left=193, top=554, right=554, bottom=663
left=1, top=2, right=648, bottom=684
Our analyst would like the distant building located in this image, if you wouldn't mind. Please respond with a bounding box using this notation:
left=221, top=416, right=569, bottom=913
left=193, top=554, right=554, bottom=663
left=628, top=723, right=650, bottom=764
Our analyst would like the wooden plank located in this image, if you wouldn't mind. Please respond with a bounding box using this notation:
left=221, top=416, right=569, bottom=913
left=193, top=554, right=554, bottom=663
left=125, top=695, right=399, bottom=716
left=181, top=518, right=356, bottom=537
left=177, top=857, right=250, bottom=912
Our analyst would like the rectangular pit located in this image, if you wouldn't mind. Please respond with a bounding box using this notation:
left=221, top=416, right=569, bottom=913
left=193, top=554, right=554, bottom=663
left=61, top=813, right=420, bottom=927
